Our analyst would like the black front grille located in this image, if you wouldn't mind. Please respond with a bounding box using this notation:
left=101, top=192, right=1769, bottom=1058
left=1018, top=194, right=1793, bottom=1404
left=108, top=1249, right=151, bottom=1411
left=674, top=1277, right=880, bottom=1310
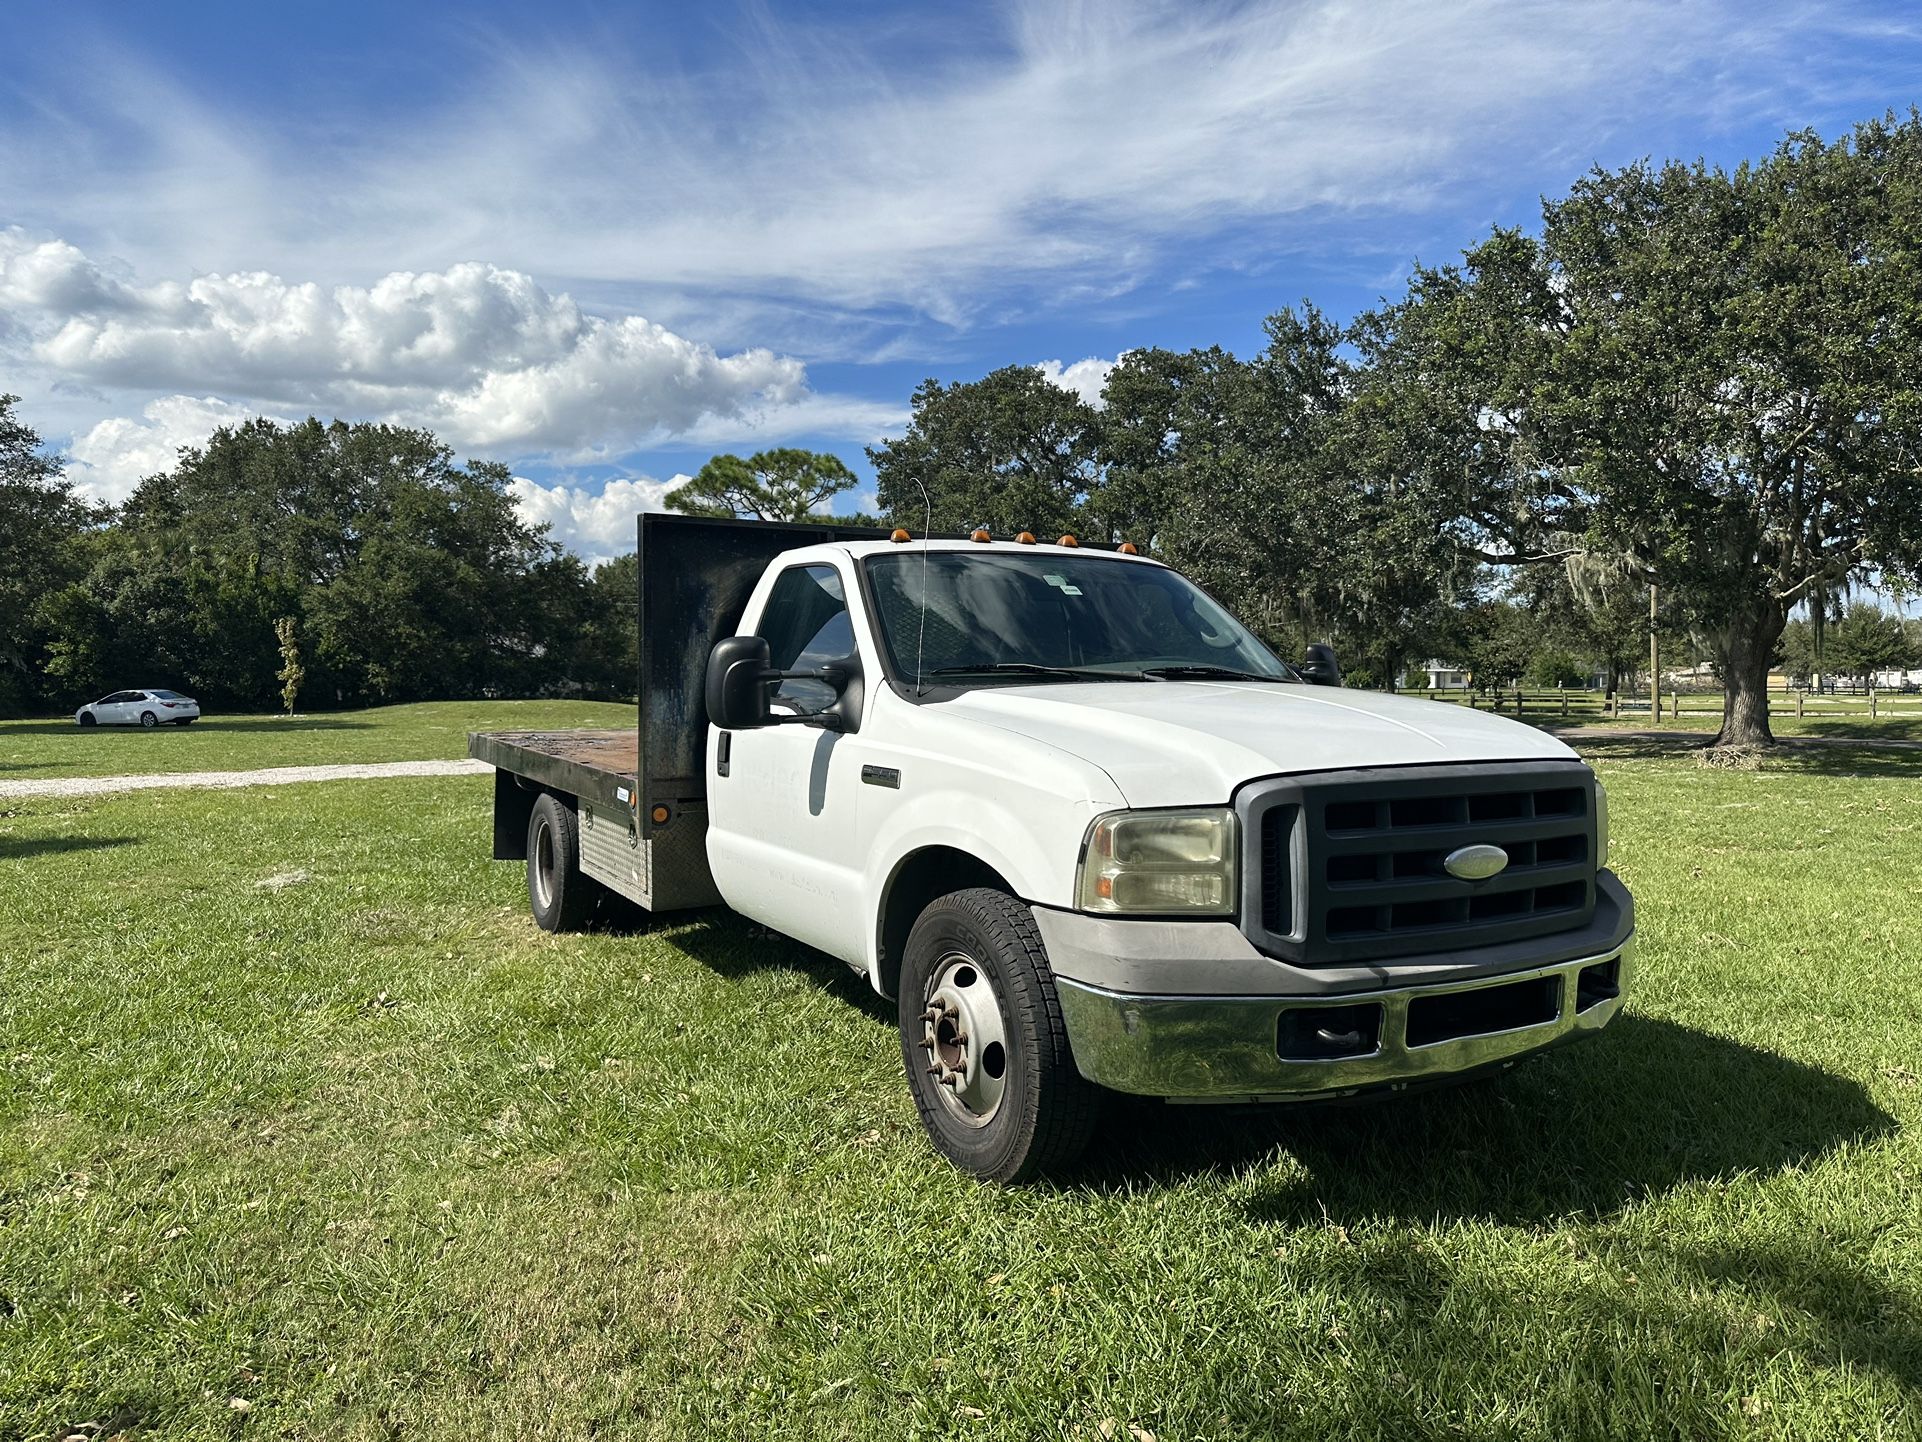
left=1240, top=762, right=1598, bottom=965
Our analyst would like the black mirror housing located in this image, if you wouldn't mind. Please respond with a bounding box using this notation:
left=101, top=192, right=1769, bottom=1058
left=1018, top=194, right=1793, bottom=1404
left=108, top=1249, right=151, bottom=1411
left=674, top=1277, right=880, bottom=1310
left=706, top=635, right=775, bottom=729
left=1300, top=643, right=1342, bottom=687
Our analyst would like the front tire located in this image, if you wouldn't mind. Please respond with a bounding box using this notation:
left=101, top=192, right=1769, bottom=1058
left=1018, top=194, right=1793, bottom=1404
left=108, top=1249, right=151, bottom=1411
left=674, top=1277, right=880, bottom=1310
left=139, top=711, right=158, bottom=728
left=899, top=887, right=1100, bottom=1183
left=526, top=793, right=599, bottom=932
left=77, top=713, right=97, bottom=728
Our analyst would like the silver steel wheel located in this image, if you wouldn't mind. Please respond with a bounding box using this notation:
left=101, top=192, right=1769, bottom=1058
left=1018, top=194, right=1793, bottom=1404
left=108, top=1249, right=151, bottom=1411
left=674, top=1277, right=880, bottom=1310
left=531, top=815, right=556, bottom=910
left=919, top=951, right=1010, bottom=1126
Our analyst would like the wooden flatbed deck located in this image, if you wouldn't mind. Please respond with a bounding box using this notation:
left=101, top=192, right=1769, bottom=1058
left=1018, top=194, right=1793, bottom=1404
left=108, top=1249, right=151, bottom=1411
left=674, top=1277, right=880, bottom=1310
left=469, top=729, right=640, bottom=809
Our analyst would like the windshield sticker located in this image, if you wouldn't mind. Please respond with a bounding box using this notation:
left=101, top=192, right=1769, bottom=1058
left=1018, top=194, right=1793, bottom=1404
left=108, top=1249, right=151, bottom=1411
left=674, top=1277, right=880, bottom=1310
left=1043, top=573, right=1084, bottom=596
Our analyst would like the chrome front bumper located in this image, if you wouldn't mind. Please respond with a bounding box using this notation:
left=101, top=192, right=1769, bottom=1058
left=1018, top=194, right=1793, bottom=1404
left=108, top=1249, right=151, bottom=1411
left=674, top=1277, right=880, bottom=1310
left=1054, top=938, right=1633, bottom=1101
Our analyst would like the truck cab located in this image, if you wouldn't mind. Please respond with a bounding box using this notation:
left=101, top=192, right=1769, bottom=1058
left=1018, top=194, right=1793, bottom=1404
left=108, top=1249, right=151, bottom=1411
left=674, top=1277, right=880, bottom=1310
left=473, top=518, right=1632, bottom=1183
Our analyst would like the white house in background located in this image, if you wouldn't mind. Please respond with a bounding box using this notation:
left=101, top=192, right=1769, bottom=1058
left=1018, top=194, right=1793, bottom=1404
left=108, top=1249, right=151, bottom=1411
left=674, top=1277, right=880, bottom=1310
left=1661, top=661, right=1720, bottom=689
left=1413, top=659, right=1471, bottom=689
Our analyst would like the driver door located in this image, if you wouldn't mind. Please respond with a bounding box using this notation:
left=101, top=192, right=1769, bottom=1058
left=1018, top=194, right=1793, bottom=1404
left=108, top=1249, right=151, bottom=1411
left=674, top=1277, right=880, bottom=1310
left=706, top=560, right=874, bottom=963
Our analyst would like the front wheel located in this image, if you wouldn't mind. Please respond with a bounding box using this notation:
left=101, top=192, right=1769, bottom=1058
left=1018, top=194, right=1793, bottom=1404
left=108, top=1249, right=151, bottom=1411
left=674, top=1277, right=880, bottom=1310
left=139, top=711, right=158, bottom=728
left=77, top=713, right=97, bottom=728
left=899, top=887, right=1101, bottom=1183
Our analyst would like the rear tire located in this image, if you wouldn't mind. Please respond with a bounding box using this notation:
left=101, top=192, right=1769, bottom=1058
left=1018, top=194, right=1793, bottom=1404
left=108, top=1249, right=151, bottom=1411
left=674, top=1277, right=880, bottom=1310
left=526, top=793, right=600, bottom=932
left=899, top=887, right=1101, bottom=1183
left=139, top=711, right=158, bottom=728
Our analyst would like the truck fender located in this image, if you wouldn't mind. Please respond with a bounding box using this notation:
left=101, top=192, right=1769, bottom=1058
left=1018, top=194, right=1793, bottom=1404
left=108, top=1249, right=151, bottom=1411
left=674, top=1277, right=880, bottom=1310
left=865, top=796, right=1088, bottom=998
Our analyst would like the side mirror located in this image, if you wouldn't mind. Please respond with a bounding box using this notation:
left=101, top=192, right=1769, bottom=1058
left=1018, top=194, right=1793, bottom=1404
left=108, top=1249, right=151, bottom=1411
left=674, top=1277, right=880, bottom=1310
left=706, top=635, right=775, bottom=729
left=1300, top=643, right=1342, bottom=687
left=705, top=635, right=862, bottom=732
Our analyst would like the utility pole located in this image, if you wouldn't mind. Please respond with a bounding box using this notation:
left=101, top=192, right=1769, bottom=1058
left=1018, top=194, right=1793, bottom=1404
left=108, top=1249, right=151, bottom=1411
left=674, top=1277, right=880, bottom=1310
left=1649, top=581, right=1661, bottom=726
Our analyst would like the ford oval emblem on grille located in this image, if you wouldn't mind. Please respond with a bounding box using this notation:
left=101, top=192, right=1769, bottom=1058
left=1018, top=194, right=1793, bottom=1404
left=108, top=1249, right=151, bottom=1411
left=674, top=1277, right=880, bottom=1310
left=1443, top=843, right=1509, bottom=881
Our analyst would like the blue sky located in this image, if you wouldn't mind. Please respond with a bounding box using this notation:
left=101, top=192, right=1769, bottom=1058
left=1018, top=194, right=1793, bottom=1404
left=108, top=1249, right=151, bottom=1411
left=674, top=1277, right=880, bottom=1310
left=3, top=0, right=1920, bottom=561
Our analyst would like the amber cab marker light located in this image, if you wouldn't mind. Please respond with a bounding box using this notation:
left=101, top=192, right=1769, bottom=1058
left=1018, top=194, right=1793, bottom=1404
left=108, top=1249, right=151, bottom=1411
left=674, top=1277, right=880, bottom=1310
left=890, top=527, right=911, bottom=543
left=970, top=528, right=992, bottom=543
left=1016, top=530, right=1037, bottom=544
left=1057, top=533, right=1079, bottom=547
left=650, top=805, right=671, bottom=825
left=1118, top=541, right=1139, bottom=555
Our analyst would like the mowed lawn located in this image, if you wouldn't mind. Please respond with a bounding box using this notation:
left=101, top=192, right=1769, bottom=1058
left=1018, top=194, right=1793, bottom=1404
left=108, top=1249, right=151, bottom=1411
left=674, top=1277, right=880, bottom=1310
left=0, top=716, right=1918, bottom=1438
left=0, top=701, right=637, bottom=780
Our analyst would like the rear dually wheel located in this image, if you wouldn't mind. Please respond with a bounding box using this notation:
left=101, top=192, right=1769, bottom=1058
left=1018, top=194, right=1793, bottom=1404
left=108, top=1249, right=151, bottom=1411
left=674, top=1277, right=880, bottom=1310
left=526, top=792, right=601, bottom=932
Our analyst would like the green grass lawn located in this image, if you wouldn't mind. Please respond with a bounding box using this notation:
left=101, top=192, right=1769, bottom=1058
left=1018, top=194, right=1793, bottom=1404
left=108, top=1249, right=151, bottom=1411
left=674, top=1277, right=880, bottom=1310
left=0, top=701, right=636, bottom=780
left=1, top=743, right=1918, bottom=1438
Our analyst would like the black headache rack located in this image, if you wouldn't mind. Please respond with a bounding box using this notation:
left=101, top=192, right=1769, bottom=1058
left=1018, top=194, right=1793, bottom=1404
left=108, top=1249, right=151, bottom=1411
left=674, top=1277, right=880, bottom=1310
left=632, top=515, right=1143, bottom=829
left=1238, top=760, right=1601, bottom=966
left=635, top=513, right=889, bottom=833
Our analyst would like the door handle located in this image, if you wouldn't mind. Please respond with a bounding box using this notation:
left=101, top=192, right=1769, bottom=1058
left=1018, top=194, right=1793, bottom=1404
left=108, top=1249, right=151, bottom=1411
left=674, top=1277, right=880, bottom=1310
left=716, top=732, right=731, bottom=778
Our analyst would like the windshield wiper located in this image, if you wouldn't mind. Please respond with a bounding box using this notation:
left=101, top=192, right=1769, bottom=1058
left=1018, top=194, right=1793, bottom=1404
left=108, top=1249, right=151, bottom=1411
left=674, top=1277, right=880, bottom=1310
left=1137, top=665, right=1292, bottom=682
left=928, top=663, right=1143, bottom=682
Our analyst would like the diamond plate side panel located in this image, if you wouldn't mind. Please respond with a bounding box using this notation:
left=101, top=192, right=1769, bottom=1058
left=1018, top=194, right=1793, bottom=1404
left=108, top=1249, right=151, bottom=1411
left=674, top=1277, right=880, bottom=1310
left=578, top=801, right=721, bottom=913
left=643, top=811, right=724, bottom=910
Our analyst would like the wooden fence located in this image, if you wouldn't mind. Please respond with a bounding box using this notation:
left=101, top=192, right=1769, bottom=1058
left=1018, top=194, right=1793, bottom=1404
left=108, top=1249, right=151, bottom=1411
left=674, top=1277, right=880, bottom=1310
left=1404, top=687, right=1922, bottom=720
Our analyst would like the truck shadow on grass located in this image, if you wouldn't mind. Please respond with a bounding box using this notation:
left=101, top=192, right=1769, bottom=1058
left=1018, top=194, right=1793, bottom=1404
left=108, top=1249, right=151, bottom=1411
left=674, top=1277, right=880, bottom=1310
left=641, top=913, right=1892, bottom=1222
left=667, top=912, right=896, bottom=1026
left=1200, top=1228, right=1922, bottom=1436
left=1079, top=1014, right=1894, bottom=1225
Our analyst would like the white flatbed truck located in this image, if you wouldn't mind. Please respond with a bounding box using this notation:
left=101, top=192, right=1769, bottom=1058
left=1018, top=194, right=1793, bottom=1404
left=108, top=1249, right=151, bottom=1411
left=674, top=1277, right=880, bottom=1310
left=472, top=515, right=1633, bottom=1181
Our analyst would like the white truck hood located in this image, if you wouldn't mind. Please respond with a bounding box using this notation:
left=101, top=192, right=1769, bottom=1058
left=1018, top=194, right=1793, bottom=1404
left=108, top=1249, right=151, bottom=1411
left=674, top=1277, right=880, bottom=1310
left=941, top=682, right=1580, bottom=807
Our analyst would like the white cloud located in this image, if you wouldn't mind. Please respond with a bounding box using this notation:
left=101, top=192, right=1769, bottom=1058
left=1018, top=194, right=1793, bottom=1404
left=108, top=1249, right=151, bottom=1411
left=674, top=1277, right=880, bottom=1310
left=0, top=1, right=1883, bottom=333
left=2, top=232, right=833, bottom=457
left=508, top=474, right=684, bottom=565
left=66, top=395, right=284, bottom=504
left=1037, top=354, right=1126, bottom=407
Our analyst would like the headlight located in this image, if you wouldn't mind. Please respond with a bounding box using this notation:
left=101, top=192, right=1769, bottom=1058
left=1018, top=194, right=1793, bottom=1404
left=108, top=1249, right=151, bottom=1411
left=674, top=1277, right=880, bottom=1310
left=1077, top=807, right=1237, bottom=915
left=1595, top=779, right=1610, bottom=868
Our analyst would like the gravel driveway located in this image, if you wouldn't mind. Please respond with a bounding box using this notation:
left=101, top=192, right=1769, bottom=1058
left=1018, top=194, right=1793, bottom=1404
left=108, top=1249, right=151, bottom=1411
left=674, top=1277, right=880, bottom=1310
left=0, top=758, right=492, bottom=799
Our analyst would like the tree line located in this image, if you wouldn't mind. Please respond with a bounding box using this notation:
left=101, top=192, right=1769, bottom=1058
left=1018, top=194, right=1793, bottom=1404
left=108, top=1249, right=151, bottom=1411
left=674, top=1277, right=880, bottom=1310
left=0, top=409, right=641, bottom=714
left=0, top=418, right=886, bottom=716
left=6, top=115, right=1921, bottom=743
left=864, top=116, right=1922, bottom=746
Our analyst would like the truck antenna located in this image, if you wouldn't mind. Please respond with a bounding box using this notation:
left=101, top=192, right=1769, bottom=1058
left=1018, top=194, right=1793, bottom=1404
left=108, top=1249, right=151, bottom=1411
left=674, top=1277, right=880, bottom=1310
left=913, top=477, right=932, bottom=696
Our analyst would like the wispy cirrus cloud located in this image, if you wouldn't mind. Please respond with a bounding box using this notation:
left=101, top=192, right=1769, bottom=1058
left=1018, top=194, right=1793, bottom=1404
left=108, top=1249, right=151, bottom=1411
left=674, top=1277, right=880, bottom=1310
left=3, top=0, right=1914, bottom=541
left=5, top=0, right=1909, bottom=343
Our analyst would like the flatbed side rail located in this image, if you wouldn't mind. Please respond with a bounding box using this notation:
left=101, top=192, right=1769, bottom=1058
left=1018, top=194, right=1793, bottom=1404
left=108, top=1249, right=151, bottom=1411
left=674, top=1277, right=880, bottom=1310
left=469, top=729, right=640, bottom=807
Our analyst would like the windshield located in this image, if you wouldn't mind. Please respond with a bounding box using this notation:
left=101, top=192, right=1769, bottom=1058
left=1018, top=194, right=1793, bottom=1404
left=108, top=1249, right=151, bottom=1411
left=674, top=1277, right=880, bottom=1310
left=864, top=551, right=1294, bottom=683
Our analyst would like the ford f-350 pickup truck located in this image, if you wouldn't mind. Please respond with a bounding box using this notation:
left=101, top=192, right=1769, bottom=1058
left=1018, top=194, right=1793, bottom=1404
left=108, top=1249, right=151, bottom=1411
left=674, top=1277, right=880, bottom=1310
left=472, top=515, right=1632, bottom=1182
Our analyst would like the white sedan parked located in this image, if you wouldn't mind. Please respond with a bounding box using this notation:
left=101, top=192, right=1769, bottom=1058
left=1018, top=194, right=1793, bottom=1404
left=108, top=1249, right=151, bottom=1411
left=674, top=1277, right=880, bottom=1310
left=75, top=689, right=202, bottom=728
